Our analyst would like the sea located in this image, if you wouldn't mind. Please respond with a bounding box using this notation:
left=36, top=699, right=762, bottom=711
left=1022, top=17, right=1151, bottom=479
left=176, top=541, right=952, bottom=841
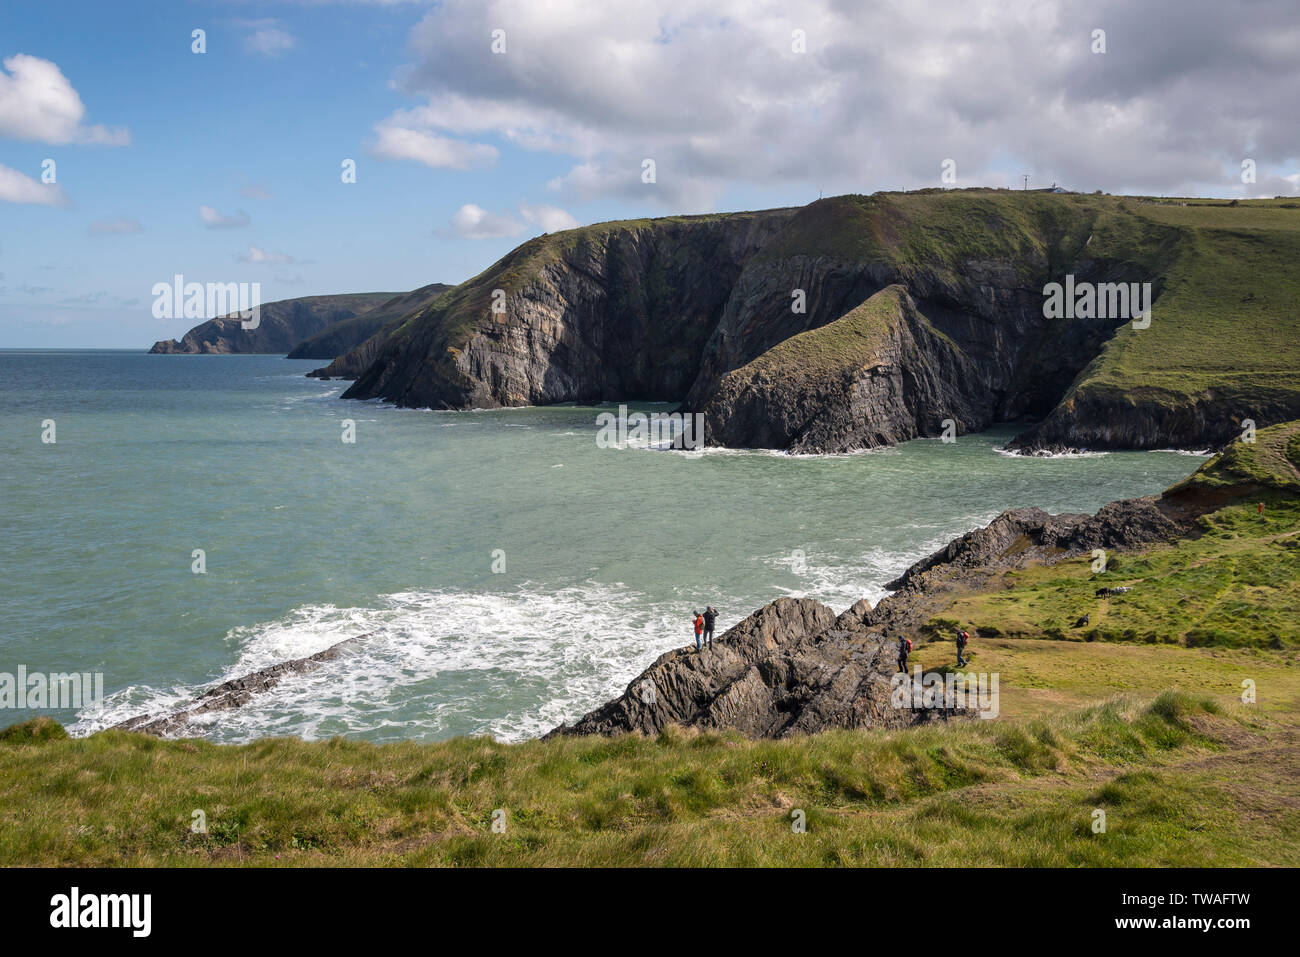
left=0, top=351, right=1209, bottom=742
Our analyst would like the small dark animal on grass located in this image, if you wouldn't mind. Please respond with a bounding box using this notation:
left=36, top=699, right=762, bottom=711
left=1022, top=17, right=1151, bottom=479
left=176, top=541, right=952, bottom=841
left=1073, top=613, right=1090, bottom=628
left=1095, top=586, right=1131, bottom=597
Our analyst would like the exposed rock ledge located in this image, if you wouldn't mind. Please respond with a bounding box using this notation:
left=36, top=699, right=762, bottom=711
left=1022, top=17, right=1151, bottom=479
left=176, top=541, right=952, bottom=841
left=113, top=634, right=368, bottom=737
left=544, top=597, right=942, bottom=739
left=551, top=491, right=1200, bottom=739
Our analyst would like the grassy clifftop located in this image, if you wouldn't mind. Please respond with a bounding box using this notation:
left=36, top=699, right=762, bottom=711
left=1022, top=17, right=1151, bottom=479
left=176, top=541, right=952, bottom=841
left=929, top=421, right=1300, bottom=651
left=724, top=283, right=910, bottom=379
left=3, top=693, right=1295, bottom=866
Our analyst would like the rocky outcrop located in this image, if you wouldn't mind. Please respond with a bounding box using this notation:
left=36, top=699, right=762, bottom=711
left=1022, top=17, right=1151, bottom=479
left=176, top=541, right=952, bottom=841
left=547, top=597, right=946, bottom=739
left=148, top=293, right=398, bottom=355
left=554, top=484, right=1206, bottom=740
left=1006, top=387, right=1299, bottom=454
left=882, top=497, right=1190, bottom=599
left=292, top=283, right=452, bottom=363
left=112, top=634, right=368, bottom=737
left=700, top=285, right=992, bottom=451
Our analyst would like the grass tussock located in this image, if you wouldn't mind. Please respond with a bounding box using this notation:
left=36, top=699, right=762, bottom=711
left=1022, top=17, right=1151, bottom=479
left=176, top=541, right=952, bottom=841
left=2, top=691, right=1291, bottom=867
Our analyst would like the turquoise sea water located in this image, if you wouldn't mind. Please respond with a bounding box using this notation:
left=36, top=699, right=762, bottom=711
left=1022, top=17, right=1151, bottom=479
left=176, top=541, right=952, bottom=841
left=0, top=351, right=1209, bottom=742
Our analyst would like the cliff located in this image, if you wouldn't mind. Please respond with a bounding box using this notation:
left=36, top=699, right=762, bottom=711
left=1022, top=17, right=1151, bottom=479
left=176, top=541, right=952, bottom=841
left=331, top=191, right=1300, bottom=452
left=148, top=292, right=399, bottom=355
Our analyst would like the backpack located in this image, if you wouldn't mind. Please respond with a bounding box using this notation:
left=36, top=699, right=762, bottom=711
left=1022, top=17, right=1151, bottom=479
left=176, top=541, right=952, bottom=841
left=904, top=638, right=912, bottom=653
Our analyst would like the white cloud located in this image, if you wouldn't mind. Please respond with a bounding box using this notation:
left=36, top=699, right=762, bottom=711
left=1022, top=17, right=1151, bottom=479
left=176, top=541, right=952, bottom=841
left=370, top=120, right=499, bottom=170
left=0, top=54, right=129, bottom=146
left=0, top=163, right=67, bottom=205
left=88, top=217, right=143, bottom=235
left=519, top=203, right=579, bottom=232
left=448, top=204, right=524, bottom=239
left=444, top=202, right=580, bottom=239
left=243, top=24, right=298, bottom=57
left=200, top=205, right=251, bottom=229
left=237, top=244, right=295, bottom=264
left=377, top=0, right=1300, bottom=206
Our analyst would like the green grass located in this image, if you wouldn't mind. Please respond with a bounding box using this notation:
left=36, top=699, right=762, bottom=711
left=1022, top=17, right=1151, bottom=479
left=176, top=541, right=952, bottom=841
left=937, top=495, right=1300, bottom=650
left=3, top=692, right=1293, bottom=867
left=721, top=284, right=907, bottom=382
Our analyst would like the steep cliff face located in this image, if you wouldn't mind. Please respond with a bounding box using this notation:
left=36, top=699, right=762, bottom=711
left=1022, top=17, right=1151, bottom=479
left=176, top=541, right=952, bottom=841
left=336, top=191, right=1299, bottom=452
left=700, top=285, right=993, bottom=451
left=149, top=292, right=397, bottom=354
left=340, top=210, right=798, bottom=406
left=1007, top=382, right=1300, bottom=453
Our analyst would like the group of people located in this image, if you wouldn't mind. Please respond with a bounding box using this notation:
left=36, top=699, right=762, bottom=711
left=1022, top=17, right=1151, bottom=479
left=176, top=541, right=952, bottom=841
left=691, top=607, right=717, bottom=651
left=688, top=607, right=973, bottom=666
left=896, top=626, right=974, bottom=672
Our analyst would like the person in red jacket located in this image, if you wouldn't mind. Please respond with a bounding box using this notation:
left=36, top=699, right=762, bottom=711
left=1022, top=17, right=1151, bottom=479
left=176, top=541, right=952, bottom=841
left=693, top=610, right=705, bottom=651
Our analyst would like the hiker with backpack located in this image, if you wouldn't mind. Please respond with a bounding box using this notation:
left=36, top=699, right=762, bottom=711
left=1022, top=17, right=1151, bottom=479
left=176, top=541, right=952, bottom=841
left=897, top=635, right=912, bottom=673
left=955, top=627, right=970, bottom=667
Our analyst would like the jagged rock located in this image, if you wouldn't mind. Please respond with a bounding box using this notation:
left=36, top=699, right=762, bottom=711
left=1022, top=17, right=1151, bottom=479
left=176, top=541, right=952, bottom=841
left=836, top=598, right=874, bottom=630
left=113, top=634, right=369, bottom=737
left=698, top=286, right=993, bottom=451
left=552, top=482, right=1214, bottom=740
left=884, top=496, right=1188, bottom=595
left=547, top=598, right=939, bottom=739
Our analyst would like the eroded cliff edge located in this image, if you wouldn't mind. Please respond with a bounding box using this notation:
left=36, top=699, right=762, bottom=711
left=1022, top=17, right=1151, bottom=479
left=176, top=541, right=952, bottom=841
left=326, top=191, right=1299, bottom=453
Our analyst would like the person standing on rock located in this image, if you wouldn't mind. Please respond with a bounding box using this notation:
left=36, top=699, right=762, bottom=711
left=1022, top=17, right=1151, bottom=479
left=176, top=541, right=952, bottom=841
left=693, top=610, right=705, bottom=651
left=703, top=606, right=717, bottom=649
left=955, top=628, right=969, bottom=667
left=897, top=635, right=912, bottom=673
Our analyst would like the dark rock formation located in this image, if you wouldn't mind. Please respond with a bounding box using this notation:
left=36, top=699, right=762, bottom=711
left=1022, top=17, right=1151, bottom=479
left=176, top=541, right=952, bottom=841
left=340, top=209, right=799, bottom=408
left=883, top=497, right=1189, bottom=596
left=1006, top=389, right=1296, bottom=454
left=699, top=285, right=993, bottom=452
left=547, top=598, right=940, bottom=739
left=112, top=634, right=368, bottom=737
left=148, top=293, right=398, bottom=355
left=553, top=485, right=1207, bottom=740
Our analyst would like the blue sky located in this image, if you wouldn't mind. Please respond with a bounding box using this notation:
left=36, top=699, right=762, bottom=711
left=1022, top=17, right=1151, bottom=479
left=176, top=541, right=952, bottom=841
left=3, top=0, right=1296, bottom=348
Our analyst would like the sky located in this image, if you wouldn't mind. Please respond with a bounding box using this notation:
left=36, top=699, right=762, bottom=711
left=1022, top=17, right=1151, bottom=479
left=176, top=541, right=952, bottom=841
left=2, top=0, right=1297, bottom=348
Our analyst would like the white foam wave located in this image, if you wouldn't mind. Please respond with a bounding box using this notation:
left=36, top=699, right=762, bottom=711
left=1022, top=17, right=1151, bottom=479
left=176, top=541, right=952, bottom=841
left=72, top=583, right=702, bottom=744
